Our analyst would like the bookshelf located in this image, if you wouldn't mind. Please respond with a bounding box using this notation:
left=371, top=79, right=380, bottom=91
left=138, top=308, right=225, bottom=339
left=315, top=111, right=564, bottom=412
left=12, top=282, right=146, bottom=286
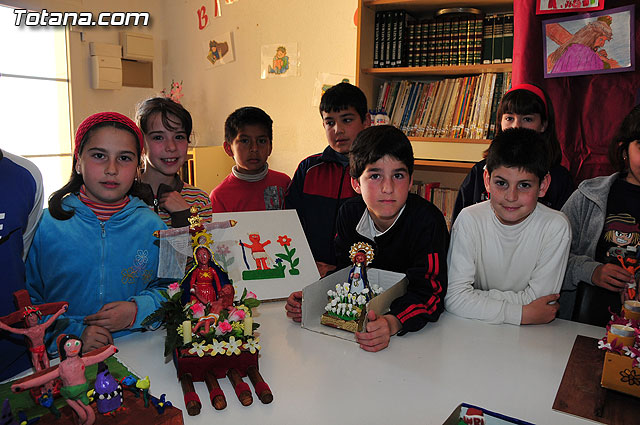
left=356, top=0, right=513, bottom=182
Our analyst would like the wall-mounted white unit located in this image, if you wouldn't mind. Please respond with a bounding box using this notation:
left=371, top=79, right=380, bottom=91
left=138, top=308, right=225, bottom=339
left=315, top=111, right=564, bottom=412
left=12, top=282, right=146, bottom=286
left=90, top=56, right=122, bottom=90
left=120, top=32, right=154, bottom=62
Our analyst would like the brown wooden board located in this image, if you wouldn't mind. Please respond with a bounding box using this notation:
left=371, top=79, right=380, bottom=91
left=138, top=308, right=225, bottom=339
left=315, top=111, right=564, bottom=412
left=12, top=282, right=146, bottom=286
left=553, top=335, right=640, bottom=425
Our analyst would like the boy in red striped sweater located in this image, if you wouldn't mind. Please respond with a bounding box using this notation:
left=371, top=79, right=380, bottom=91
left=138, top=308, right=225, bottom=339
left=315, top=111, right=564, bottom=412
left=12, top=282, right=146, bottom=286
left=286, top=125, right=449, bottom=351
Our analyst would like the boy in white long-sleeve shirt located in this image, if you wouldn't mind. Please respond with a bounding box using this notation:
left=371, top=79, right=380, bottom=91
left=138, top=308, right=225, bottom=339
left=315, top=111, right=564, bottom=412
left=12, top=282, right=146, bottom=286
left=445, top=128, right=571, bottom=325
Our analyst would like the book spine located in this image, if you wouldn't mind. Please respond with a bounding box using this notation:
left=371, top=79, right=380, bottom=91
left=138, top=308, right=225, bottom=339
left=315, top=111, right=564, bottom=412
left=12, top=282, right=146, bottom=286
left=373, top=11, right=381, bottom=68
left=426, top=20, right=435, bottom=67
left=460, top=18, right=471, bottom=66
left=434, top=18, right=444, bottom=66
left=481, top=15, right=494, bottom=65
left=397, top=11, right=408, bottom=67
left=473, top=18, right=483, bottom=65
left=502, top=12, right=514, bottom=64
left=379, top=11, right=387, bottom=68
left=492, top=14, right=504, bottom=64
left=449, top=17, right=459, bottom=67
left=384, top=11, right=392, bottom=67
left=407, top=20, right=416, bottom=67
left=391, top=11, right=399, bottom=67
left=441, top=18, right=451, bottom=66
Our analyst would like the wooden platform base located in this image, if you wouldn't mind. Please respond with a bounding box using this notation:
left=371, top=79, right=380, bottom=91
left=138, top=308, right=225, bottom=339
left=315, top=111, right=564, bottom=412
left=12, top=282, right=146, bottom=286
left=320, top=312, right=363, bottom=333
left=553, top=335, right=640, bottom=424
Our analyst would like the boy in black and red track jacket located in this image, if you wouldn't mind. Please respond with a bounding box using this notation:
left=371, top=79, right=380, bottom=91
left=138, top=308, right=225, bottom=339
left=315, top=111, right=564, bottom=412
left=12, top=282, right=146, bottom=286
left=286, top=125, right=449, bottom=352
left=285, top=83, right=370, bottom=277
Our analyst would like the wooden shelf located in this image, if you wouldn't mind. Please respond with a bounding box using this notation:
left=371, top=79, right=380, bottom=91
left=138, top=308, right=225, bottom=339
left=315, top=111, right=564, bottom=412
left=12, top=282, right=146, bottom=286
left=415, top=159, right=475, bottom=172
left=363, top=63, right=512, bottom=77
left=410, top=136, right=491, bottom=144
left=363, top=0, right=512, bottom=13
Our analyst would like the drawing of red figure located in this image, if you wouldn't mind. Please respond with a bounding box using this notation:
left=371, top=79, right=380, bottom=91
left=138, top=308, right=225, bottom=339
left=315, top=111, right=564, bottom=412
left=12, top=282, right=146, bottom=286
left=0, top=304, right=68, bottom=372
left=240, top=233, right=271, bottom=270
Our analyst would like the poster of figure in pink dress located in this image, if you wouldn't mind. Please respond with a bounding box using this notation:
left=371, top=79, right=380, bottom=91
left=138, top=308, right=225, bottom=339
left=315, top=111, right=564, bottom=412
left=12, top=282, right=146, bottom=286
left=543, top=5, right=634, bottom=78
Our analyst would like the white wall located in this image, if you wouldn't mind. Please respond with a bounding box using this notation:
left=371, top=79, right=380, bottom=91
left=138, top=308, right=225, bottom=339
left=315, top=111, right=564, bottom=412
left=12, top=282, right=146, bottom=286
left=4, top=0, right=165, bottom=129
left=6, top=0, right=358, bottom=178
left=162, top=0, right=358, bottom=177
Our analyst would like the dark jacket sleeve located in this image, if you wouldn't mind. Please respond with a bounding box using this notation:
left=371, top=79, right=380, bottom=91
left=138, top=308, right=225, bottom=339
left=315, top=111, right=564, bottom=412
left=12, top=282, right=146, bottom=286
left=388, top=207, right=449, bottom=335
left=284, top=160, right=306, bottom=213
left=452, top=161, right=484, bottom=224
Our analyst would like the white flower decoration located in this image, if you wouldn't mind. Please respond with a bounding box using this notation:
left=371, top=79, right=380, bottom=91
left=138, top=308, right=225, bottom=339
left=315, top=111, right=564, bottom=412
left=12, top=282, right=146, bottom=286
left=243, top=337, right=261, bottom=354
left=225, top=336, right=242, bottom=356
left=208, top=339, right=226, bottom=356
left=188, top=341, right=208, bottom=357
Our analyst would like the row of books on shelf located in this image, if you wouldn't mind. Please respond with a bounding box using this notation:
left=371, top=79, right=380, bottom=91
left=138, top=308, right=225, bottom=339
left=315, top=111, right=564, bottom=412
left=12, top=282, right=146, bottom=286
left=372, top=10, right=513, bottom=68
left=410, top=182, right=457, bottom=230
left=375, top=72, right=512, bottom=140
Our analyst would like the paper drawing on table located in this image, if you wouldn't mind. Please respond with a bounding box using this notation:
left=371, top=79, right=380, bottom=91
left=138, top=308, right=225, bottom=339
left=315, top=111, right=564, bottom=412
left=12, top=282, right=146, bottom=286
left=158, top=210, right=318, bottom=300
left=543, top=5, right=635, bottom=78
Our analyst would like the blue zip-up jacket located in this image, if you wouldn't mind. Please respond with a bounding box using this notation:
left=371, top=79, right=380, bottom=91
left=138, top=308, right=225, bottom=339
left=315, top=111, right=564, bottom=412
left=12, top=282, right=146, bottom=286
left=26, top=194, right=169, bottom=355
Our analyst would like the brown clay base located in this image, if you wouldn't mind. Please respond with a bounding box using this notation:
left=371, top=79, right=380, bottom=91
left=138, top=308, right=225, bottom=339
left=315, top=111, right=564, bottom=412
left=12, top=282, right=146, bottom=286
left=320, top=312, right=364, bottom=333
left=35, top=388, right=183, bottom=425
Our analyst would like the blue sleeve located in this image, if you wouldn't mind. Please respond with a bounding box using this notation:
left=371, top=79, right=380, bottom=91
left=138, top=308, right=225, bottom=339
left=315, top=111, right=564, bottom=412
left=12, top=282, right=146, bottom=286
left=129, top=277, right=172, bottom=330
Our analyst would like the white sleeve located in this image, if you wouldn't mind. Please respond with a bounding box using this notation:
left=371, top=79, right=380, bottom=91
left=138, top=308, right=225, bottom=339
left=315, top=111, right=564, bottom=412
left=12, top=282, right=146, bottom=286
left=21, top=159, right=44, bottom=260
left=445, top=213, right=523, bottom=325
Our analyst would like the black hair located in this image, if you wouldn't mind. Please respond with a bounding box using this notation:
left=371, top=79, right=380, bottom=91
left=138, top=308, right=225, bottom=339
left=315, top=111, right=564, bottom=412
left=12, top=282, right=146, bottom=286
left=135, top=97, right=193, bottom=142
left=224, top=106, right=273, bottom=143
left=349, top=125, right=414, bottom=179
left=493, top=84, right=562, bottom=166
left=48, top=122, right=143, bottom=221
left=486, top=127, right=550, bottom=182
left=58, top=334, right=83, bottom=360
left=609, top=104, right=640, bottom=173
left=319, top=82, right=368, bottom=122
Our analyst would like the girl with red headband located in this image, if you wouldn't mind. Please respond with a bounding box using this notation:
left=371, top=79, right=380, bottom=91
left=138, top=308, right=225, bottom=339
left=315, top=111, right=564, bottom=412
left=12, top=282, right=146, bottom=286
left=452, top=83, right=575, bottom=222
left=135, top=97, right=212, bottom=228
left=26, top=112, right=170, bottom=355
left=560, top=105, right=640, bottom=325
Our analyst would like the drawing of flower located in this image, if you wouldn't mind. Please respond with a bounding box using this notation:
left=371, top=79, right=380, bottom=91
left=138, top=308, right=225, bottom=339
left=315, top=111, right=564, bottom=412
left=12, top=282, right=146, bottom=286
left=243, top=337, right=261, bottom=354
left=208, top=339, right=226, bottom=356
left=277, top=235, right=292, bottom=246
left=620, top=369, right=640, bottom=386
left=225, top=336, right=242, bottom=356
left=216, top=244, right=231, bottom=256
left=275, top=236, right=300, bottom=275
left=188, top=341, right=208, bottom=357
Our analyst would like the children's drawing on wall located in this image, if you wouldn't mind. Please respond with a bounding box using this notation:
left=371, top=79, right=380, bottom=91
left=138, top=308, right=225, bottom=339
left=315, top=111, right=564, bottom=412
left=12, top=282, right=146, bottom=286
left=261, top=43, right=299, bottom=79
left=537, top=0, right=605, bottom=15
left=543, top=5, right=635, bottom=78
left=312, top=73, right=354, bottom=106
left=202, top=31, right=235, bottom=69
left=157, top=210, right=318, bottom=300
left=196, top=5, right=209, bottom=30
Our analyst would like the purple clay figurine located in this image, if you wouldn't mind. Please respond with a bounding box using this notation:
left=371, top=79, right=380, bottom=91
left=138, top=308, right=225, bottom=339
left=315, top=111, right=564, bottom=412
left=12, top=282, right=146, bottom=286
left=94, top=362, right=123, bottom=414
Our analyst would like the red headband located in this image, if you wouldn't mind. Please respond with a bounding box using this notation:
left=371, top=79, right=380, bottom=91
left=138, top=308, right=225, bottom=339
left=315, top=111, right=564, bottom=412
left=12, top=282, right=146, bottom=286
left=74, top=112, right=144, bottom=160
left=505, top=83, right=548, bottom=117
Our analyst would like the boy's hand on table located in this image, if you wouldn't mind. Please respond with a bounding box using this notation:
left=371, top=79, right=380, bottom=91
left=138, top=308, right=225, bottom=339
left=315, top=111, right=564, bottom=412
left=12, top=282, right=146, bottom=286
left=158, top=191, right=190, bottom=213
left=315, top=261, right=336, bottom=278
left=285, top=291, right=302, bottom=322
left=521, top=294, right=560, bottom=325
left=84, top=301, right=137, bottom=332
left=355, top=310, right=401, bottom=352
left=592, top=263, right=634, bottom=292
left=81, top=325, right=113, bottom=354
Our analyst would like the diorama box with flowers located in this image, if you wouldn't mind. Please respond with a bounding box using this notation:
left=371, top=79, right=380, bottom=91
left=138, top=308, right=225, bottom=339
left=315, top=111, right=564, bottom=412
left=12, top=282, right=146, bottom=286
left=598, top=301, right=640, bottom=398
left=301, top=242, right=407, bottom=342
left=144, top=209, right=272, bottom=415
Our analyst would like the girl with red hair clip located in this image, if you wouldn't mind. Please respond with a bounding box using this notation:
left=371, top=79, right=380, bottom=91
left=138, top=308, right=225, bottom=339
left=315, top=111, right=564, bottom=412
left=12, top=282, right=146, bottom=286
left=26, top=112, right=170, bottom=356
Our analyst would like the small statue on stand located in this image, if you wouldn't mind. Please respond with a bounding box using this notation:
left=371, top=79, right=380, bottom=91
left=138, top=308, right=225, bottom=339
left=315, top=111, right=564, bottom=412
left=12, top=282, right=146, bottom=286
left=183, top=245, right=234, bottom=314
left=349, top=249, right=371, bottom=299
left=12, top=335, right=117, bottom=425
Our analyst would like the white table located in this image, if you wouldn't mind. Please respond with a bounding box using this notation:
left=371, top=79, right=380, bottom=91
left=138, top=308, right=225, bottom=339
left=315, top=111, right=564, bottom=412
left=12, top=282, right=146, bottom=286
left=113, top=301, right=605, bottom=425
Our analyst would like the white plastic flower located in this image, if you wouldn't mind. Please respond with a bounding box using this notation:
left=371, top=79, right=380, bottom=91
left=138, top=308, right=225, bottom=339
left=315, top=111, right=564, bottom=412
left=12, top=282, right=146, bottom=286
left=225, top=336, right=242, bottom=356
left=243, top=337, right=261, bottom=354
left=188, top=341, right=208, bottom=357
left=209, top=339, right=226, bottom=356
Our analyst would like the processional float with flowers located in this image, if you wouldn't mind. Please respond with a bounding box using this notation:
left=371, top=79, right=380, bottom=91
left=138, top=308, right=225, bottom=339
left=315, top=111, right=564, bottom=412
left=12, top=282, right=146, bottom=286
left=144, top=207, right=272, bottom=416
